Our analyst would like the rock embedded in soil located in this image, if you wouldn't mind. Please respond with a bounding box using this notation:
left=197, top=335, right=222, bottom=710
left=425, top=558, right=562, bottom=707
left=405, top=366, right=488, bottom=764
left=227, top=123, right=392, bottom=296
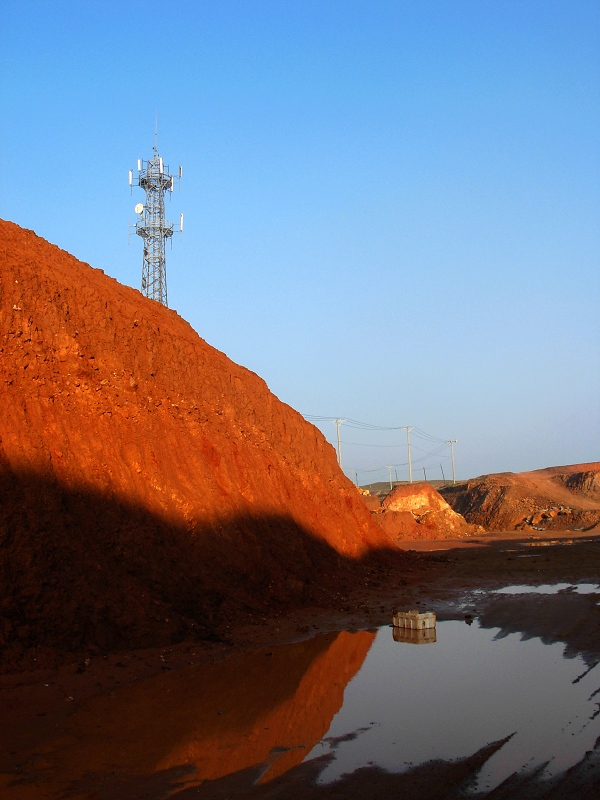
left=0, top=220, right=399, bottom=669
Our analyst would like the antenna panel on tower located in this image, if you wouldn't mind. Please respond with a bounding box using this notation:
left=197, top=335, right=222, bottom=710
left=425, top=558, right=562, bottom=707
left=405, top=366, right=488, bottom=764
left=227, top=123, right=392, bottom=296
left=130, top=139, right=182, bottom=308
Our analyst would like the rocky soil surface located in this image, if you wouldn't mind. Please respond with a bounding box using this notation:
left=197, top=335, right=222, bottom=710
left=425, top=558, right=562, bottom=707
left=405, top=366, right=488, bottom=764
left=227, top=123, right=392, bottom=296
left=440, top=463, right=600, bottom=532
left=368, top=481, right=481, bottom=540
left=0, top=220, right=403, bottom=671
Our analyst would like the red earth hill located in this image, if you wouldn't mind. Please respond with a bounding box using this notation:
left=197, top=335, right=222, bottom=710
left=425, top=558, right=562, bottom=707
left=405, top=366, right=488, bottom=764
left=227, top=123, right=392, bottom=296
left=440, top=463, right=600, bottom=532
left=0, top=220, right=397, bottom=668
left=367, top=482, right=481, bottom=540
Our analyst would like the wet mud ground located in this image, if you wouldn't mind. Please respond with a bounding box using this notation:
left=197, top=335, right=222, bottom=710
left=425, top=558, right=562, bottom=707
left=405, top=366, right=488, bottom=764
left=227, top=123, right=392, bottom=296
left=2, top=530, right=600, bottom=800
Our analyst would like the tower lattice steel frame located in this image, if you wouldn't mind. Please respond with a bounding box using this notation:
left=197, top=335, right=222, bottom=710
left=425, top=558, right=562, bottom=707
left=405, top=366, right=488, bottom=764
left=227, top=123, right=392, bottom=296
left=129, top=144, right=182, bottom=307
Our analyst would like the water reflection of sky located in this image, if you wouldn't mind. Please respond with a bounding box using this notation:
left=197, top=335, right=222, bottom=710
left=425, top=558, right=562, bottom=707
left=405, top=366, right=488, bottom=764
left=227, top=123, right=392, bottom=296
left=13, top=598, right=600, bottom=797
left=307, top=621, right=600, bottom=792
left=495, top=582, right=600, bottom=595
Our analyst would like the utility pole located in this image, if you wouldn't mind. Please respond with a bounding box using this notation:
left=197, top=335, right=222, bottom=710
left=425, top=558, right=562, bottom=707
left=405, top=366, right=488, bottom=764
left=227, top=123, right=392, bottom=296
left=440, top=464, right=446, bottom=483
left=446, top=440, right=457, bottom=484
left=333, top=418, right=346, bottom=471
left=403, top=426, right=413, bottom=483
left=423, top=467, right=427, bottom=482
left=387, top=465, right=393, bottom=491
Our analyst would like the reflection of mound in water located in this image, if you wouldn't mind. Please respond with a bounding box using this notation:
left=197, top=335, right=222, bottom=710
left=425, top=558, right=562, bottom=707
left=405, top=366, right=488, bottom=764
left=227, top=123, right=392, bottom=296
left=14, top=630, right=375, bottom=798
left=392, top=627, right=437, bottom=644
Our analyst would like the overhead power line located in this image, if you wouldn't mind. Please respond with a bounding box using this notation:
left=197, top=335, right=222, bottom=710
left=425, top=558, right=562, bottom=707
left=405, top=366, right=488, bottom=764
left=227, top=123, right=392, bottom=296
left=412, top=427, right=446, bottom=443
left=302, top=414, right=457, bottom=485
left=303, top=415, right=446, bottom=439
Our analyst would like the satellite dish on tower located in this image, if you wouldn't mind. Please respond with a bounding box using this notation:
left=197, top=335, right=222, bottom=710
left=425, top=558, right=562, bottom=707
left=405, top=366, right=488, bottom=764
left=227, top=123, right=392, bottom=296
left=129, top=135, right=182, bottom=308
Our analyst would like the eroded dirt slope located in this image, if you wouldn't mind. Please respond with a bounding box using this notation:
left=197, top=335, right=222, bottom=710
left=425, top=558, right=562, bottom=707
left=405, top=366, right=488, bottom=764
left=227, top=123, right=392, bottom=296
left=441, top=463, right=600, bottom=532
left=371, top=482, right=481, bottom=540
left=0, top=220, right=396, bottom=668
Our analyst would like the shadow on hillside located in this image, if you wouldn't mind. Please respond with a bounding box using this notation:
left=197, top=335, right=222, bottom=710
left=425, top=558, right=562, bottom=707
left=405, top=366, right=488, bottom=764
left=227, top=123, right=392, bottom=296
left=0, top=467, right=404, bottom=668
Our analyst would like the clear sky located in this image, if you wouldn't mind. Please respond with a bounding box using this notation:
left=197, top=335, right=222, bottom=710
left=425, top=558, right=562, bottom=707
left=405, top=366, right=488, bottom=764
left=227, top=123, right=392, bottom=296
left=1, top=0, right=598, bottom=482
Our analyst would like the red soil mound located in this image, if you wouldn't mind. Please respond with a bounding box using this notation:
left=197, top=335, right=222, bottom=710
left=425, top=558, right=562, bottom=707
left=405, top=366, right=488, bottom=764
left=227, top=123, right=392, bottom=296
left=369, top=482, right=479, bottom=540
left=440, top=463, right=600, bottom=532
left=0, top=220, right=396, bottom=668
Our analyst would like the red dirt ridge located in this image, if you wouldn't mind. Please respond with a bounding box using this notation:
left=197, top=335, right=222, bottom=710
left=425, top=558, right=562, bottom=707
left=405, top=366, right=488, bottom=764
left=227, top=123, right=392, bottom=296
left=440, top=463, right=600, bottom=532
left=367, top=482, right=480, bottom=540
left=0, top=220, right=397, bottom=668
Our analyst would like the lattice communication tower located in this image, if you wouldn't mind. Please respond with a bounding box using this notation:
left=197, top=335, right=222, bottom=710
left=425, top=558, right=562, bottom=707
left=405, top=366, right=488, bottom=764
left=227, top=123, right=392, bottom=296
left=129, top=145, right=182, bottom=307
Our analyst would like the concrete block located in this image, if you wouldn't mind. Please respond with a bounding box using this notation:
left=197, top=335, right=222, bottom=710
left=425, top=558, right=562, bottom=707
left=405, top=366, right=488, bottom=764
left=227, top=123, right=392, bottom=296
left=392, top=609, right=436, bottom=630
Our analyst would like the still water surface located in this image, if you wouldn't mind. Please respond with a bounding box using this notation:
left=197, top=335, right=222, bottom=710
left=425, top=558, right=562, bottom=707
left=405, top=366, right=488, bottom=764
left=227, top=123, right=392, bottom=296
left=17, top=586, right=600, bottom=797
left=306, top=619, right=600, bottom=793
left=494, top=582, right=600, bottom=594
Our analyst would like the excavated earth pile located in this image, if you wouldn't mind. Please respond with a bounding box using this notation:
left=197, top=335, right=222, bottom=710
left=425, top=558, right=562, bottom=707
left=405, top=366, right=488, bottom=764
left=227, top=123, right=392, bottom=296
left=0, top=220, right=399, bottom=670
left=440, top=463, right=600, bottom=532
left=368, top=482, right=480, bottom=540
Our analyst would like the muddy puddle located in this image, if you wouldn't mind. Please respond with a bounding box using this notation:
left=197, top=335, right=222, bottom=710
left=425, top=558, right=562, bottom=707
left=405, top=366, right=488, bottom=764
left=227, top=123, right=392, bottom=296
left=308, top=620, right=600, bottom=793
left=4, top=586, right=600, bottom=798
left=494, top=582, right=600, bottom=594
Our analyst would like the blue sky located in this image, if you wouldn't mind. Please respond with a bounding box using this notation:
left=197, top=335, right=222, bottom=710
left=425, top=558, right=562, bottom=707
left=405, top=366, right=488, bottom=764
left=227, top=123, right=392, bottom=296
left=1, top=0, right=598, bottom=482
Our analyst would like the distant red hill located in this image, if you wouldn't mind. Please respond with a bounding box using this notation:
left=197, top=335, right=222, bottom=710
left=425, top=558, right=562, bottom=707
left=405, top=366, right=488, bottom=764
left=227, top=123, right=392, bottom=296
left=440, top=463, right=600, bottom=532
left=0, top=220, right=396, bottom=668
